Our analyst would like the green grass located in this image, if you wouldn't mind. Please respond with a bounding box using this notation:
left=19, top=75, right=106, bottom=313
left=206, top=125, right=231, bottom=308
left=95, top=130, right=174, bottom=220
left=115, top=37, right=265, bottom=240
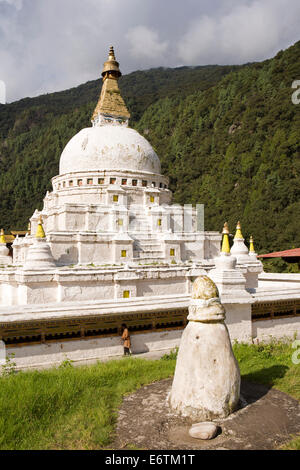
left=233, top=340, right=300, bottom=400
left=0, top=357, right=175, bottom=450
left=235, top=340, right=300, bottom=451
left=0, top=340, right=299, bottom=450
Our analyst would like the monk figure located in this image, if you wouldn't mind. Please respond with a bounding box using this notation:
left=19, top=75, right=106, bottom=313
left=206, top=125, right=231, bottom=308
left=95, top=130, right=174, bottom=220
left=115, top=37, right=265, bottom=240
left=121, top=323, right=131, bottom=356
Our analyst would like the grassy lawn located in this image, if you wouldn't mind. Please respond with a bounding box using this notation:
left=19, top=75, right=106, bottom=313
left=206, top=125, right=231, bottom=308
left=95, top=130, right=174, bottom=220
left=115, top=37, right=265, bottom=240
left=0, top=340, right=299, bottom=450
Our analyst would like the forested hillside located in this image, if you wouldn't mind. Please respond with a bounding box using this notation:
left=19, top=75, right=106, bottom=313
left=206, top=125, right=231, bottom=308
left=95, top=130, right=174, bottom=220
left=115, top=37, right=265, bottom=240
left=0, top=41, right=299, bottom=265
left=136, top=41, right=300, bottom=256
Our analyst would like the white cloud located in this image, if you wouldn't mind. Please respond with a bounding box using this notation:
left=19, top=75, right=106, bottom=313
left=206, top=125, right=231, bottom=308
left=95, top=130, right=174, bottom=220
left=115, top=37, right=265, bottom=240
left=178, top=0, right=300, bottom=64
left=0, top=0, right=299, bottom=102
left=126, top=26, right=168, bottom=61
left=0, top=0, right=23, bottom=9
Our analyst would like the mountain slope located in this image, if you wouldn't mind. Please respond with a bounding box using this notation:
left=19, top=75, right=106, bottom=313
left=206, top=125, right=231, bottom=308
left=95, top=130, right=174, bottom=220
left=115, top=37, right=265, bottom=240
left=136, top=41, right=300, bottom=253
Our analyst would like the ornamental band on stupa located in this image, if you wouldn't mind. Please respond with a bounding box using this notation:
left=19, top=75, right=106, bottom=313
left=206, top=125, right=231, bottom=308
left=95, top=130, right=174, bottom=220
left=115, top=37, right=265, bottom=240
left=0, top=48, right=299, bottom=370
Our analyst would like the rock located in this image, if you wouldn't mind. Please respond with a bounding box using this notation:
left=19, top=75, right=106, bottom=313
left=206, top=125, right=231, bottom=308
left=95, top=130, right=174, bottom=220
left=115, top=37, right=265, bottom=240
left=189, top=422, right=218, bottom=440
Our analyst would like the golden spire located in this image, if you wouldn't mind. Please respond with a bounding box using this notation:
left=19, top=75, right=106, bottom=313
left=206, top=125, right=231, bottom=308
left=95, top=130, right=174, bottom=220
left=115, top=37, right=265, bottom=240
left=35, top=216, right=45, bottom=239
left=234, top=221, right=244, bottom=239
left=221, top=222, right=230, bottom=253
left=249, top=235, right=255, bottom=253
left=102, top=46, right=121, bottom=78
left=0, top=229, right=6, bottom=244
left=92, top=46, right=130, bottom=123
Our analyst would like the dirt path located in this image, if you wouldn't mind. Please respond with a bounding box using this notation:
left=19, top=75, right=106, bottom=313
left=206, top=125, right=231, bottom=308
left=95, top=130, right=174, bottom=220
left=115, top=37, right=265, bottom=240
left=114, top=378, right=300, bottom=450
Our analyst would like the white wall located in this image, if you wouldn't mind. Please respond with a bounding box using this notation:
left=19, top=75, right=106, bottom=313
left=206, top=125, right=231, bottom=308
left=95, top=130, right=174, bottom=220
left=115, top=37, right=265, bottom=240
left=8, top=329, right=183, bottom=370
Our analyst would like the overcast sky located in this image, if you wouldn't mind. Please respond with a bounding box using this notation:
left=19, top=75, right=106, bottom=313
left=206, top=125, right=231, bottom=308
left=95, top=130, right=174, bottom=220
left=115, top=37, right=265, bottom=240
left=0, top=0, right=299, bottom=102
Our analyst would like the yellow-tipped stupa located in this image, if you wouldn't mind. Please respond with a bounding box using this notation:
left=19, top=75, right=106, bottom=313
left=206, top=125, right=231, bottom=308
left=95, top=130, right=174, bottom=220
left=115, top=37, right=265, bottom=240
left=221, top=222, right=230, bottom=253
left=0, top=228, right=6, bottom=244
left=35, top=216, right=45, bottom=239
left=249, top=235, right=255, bottom=253
left=234, top=221, right=243, bottom=239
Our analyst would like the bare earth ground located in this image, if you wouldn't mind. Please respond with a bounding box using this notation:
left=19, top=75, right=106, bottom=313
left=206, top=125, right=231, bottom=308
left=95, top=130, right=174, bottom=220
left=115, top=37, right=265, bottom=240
left=114, top=378, right=300, bottom=450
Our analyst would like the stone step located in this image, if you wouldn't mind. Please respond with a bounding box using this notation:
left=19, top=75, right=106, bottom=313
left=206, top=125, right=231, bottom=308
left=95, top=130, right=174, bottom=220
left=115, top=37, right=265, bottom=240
left=130, top=235, right=160, bottom=241
left=133, top=250, right=164, bottom=258
left=134, top=242, right=162, bottom=249
left=132, top=257, right=166, bottom=264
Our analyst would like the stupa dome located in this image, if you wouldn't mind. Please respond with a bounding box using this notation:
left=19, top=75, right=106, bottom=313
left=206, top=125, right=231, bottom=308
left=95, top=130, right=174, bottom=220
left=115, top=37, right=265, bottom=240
left=59, top=125, right=161, bottom=175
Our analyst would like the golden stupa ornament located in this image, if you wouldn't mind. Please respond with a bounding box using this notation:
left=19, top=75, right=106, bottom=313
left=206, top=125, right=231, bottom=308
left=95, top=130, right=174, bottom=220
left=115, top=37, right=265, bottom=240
left=221, top=222, right=230, bottom=253
left=235, top=221, right=243, bottom=239
left=0, top=228, right=6, bottom=244
left=35, top=216, right=46, bottom=239
left=102, top=46, right=121, bottom=79
left=249, top=235, right=255, bottom=253
left=92, top=46, right=130, bottom=125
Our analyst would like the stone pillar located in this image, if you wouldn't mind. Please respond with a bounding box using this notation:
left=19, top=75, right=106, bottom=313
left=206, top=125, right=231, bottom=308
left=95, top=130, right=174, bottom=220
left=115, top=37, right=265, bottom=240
left=169, top=275, right=240, bottom=420
left=0, top=340, right=5, bottom=366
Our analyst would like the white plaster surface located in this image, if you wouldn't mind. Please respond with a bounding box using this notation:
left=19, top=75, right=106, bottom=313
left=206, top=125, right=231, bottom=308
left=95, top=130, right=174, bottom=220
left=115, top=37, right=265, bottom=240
left=252, top=317, right=300, bottom=341
left=0, top=340, right=5, bottom=366
left=8, top=329, right=182, bottom=370
left=169, top=321, right=240, bottom=420
left=258, top=273, right=300, bottom=290
left=59, top=126, right=161, bottom=175
left=224, top=303, right=252, bottom=343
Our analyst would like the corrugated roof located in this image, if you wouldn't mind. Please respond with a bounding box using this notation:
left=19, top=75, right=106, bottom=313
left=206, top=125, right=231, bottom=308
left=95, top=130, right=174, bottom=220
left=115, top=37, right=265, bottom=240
left=258, top=248, right=300, bottom=258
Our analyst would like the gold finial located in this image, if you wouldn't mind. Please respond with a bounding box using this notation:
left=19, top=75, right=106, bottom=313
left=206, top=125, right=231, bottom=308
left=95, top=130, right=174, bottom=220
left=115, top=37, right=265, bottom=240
left=249, top=235, right=255, bottom=253
left=0, top=228, right=6, bottom=244
left=102, top=45, right=121, bottom=78
left=235, top=221, right=243, bottom=239
left=222, top=222, right=229, bottom=235
left=27, top=222, right=31, bottom=233
left=221, top=222, right=230, bottom=253
left=108, top=46, right=116, bottom=61
left=35, top=216, right=45, bottom=239
left=92, top=46, right=130, bottom=123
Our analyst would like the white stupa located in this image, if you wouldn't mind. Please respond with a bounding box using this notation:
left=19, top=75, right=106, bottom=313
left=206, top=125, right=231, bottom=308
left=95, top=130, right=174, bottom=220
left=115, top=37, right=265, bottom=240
left=0, top=229, right=11, bottom=265
left=13, top=47, right=221, bottom=269
left=23, top=217, right=56, bottom=271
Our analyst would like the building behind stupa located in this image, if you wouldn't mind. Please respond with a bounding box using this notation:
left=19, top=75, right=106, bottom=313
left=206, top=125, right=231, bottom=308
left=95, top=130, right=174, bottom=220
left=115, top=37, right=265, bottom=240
left=0, top=48, right=299, bottom=370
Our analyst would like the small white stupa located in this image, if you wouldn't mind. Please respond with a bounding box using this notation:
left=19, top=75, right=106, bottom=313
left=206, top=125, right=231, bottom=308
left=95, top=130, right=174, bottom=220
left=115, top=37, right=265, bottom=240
left=249, top=235, right=258, bottom=257
left=231, top=221, right=253, bottom=263
left=168, top=275, right=241, bottom=420
left=229, top=222, right=263, bottom=289
left=23, top=217, right=56, bottom=271
left=209, top=222, right=250, bottom=297
left=0, top=229, right=12, bottom=265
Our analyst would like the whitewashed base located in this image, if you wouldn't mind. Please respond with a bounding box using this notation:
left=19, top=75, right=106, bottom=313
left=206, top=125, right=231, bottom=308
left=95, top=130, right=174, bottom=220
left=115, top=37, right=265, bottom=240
left=7, top=329, right=182, bottom=370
